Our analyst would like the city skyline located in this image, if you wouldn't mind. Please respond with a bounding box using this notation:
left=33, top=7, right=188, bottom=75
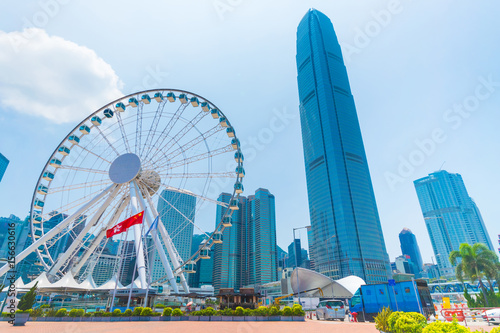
left=1, top=2, right=500, bottom=265
left=297, top=9, right=391, bottom=283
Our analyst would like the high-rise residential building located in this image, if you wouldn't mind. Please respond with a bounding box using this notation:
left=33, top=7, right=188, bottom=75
left=213, top=188, right=277, bottom=294
left=399, top=228, right=424, bottom=273
left=414, top=170, right=494, bottom=276
left=153, top=189, right=196, bottom=282
left=296, top=8, right=391, bottom=283
left=0, top=153, right=9, bottom=182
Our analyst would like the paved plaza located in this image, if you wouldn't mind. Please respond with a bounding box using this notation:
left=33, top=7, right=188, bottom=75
left=3, top=320, right=496, bottom=333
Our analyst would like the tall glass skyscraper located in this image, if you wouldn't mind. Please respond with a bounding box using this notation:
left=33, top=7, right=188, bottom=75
left=0, top=153, right=9, bottom=182
left=399, top=228, right=424, bottom=272
left=414, top=170, right=494, bottom=276
left=213, top=188, right=277, bottom=294
left=296, top=9, right=391, bottom=283
left=153, top=189, right=196, bottom=281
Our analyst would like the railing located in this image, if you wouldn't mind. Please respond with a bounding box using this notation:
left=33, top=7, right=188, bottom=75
left=438, top=307, right=499, bottom=325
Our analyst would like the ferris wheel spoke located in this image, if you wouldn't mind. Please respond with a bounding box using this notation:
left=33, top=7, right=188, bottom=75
left=47, top=179, right=113, bottom=194
left=135, top=102, right=144, bottom=156
left=160, top=172, right=236, bottom=179
left=40, top=186, right=112, bottom=221
left=144, top=110, right=209, bottom=166
left=95, top=126, right=120, bottom=157
left=59, top=165, right=109, bottom=175
left=138, top=181, right=211, bottom=245
left=73, top=143, right=112, bottom=164
left=71, top=194, right=130, bottom=276
left=143, top=102, right=189, bottom=161
left=48, top=184, right=121, bottom=276
left=141, top=100, right=168, bottom=161
left=139, top=178, right=229, bottom=208
left=116, top=111, right=132, bottom=153
left=157, top=144, right=234, bottom=171
left=158, top=124, right=223, bottom=164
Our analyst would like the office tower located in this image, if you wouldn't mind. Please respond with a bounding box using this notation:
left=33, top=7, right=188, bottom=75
left=153, top=189, right=196, bottom=282
left=119, top=240, right=137, bottom=286
left=399, top=228, right=424, bottom=272
left=213, top=188, right=277, bottom=294
left=0, top=215, right=42, bottom=281
left=422, top=263, right=440, bottom=280
left=277, top=246, right=288, bottom=270
left=394, top=255, right=412, bottom=274
left=248, top=188, right=278, bottom=286
left=213, top=193, right=243, bottom=293
left=287, top=239, right=302, bottom=268
left=307, top=226, right=315, bottom=270
left=414, top=170, right=494, bottom=276
left=0, top=153, right=9, bottom=182
left=296, top=8, right=391, bottom=283
left=188, top=233, right=213, bottom=288
left=92, top=255, right=119, bottom=286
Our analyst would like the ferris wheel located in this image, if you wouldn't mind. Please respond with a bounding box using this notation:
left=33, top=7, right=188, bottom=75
left=0, top=89, right=244, bottom=293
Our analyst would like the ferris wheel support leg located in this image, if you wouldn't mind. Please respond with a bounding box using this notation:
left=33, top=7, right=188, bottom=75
left=142, top=188, right=190, bottom=293
left=71, top=195, right=130, bottom=276
left=0, top=184, right=116, bottom=278
left=47, top=184, right=121, bottom=278
left=129, top=182, right=148, bottom=288
left=133, top=182, right=179, bottom=293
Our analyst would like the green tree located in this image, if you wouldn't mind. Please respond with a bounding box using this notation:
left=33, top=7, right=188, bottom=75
left=449, top=243, right=499, bottom=306
left=18, top=282, right=38, bottom=312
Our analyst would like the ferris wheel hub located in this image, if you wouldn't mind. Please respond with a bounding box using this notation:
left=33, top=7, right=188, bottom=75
left=137, top=170, right=161, bottom=196
left=108, top=153, right=142, bottom=184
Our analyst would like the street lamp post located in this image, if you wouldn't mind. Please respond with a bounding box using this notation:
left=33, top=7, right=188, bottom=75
left=293, top=226, right=310, bottom=306
left=431, top=254, right=444, bottom=301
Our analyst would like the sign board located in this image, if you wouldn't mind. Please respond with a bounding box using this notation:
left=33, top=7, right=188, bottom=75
left=442, top=297, right=451, bottom=309
left=388, top=279, right=396, bottom=286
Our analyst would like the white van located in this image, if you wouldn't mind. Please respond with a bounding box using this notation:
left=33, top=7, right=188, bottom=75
left=316, top=299, right=346, bottom=321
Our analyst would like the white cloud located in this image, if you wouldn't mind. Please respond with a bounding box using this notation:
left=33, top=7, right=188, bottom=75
left=0, top=28, right=123, bottom=124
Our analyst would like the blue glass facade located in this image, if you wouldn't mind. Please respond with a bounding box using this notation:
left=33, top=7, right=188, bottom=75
left=213, top=188, right=277, bottom=294
left=296, top=9, right=391, bottom=283
left=213, top=193, right=244, bottom=293
left=153, top=189, right=196, bottom=281
left=414, top=170, right=494, bottom=276
left=399, top=228, right=424, bottom=272
left=0, top=153, right=9, bottom=182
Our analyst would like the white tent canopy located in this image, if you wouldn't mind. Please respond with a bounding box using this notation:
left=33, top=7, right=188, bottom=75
left=96, top=274, right=124, bottom=290
left=122, top=277, right=144, bottom=290
left=78, top=274, right=97, bottom=290
left=50, top=272, right=83, bottom=290
left=23, top=272, right=52, bottom=289
left=1, top=277, right=25, bottom=293
left=290, top=267, right=365, bottom=299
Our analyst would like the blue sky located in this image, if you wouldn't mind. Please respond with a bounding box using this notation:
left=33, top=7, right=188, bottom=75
left=1, top=0, right=499, bottom=264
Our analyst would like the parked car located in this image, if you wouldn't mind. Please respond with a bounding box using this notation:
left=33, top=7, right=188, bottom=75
left=316, top=299, right=345, bottom=321
left=483, top=308, right=500, bottom=325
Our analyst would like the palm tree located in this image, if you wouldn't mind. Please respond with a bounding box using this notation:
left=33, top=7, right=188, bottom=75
left=449, top=243, right=499, bottom=306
